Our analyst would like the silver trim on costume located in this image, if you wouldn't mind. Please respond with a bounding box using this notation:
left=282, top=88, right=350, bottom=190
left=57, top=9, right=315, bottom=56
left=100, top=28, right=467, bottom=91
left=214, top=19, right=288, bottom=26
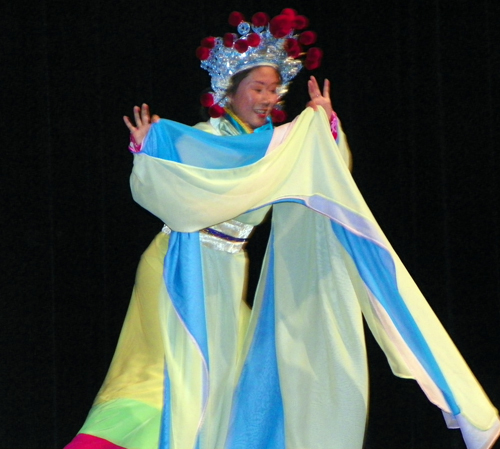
left=200, top=219, right=254, bottom=253
left=161, top=220, right=254, bottom=253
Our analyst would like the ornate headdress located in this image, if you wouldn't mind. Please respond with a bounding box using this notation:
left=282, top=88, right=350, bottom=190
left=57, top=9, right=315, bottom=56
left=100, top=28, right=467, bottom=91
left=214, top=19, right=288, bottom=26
left=196, top=9, right=323, bottom=120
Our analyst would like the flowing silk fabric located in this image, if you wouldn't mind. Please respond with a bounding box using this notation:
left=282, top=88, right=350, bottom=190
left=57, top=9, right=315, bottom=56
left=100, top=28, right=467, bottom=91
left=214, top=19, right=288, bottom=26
left=68, top=108, right=499, bottom=449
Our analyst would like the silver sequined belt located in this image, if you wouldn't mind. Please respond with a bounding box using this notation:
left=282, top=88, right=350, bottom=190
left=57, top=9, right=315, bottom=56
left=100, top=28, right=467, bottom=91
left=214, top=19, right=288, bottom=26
left=161, top=219, right=254, bottom=254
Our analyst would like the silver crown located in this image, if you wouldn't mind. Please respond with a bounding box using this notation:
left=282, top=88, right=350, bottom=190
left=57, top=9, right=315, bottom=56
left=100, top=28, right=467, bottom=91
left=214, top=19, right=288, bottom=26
left=199, top=21, right=305, bottom=106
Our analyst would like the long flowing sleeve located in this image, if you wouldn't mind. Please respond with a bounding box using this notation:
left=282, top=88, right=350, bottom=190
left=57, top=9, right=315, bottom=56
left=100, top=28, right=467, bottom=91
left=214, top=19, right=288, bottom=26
left=130, top=107, right=500, bottom=449
left=67, top=107, right=499, bottom=449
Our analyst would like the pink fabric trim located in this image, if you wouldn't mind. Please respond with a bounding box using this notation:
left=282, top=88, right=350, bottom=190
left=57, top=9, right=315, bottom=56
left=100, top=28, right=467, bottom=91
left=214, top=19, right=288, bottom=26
left=330, top=111, right=338, bottom=141
left=128, top=134, right=142, bottom=153
left=64, top=434, right=126, bottom=449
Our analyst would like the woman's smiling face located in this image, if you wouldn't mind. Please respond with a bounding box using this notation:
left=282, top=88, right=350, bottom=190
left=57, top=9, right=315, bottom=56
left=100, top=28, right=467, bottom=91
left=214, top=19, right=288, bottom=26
left=228, top=66, right=281, bottom=130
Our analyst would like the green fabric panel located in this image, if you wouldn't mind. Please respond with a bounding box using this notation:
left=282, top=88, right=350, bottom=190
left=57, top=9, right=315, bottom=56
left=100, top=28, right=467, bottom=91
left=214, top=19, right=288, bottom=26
left=79, top=399, right=161, bottom=449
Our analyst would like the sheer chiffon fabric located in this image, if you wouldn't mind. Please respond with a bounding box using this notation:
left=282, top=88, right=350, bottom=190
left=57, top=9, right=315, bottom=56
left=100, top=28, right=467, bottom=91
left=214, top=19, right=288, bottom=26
left=66, top=109, right=499, bottom=449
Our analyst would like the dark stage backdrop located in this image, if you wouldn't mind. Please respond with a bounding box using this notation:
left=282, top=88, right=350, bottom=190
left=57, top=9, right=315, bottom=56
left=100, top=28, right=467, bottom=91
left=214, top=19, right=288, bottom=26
left=2, top=0, right=500, bottom=448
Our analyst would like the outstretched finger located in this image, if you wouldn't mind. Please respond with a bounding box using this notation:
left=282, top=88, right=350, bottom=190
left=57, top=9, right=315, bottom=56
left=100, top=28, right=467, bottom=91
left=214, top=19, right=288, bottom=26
left=133, top=105, right=142, bottom=127
left=123, top=115, right=136, bottom=133
left=140, top=103, right=151, bottom=124
left=322, top=79, right=331, bottom=100
left=308, top=76, right=322, bottom=99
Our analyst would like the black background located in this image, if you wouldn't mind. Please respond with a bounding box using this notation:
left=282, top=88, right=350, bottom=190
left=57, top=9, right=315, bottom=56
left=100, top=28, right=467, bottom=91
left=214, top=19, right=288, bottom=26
left=2, top=0, right=500, bottom=448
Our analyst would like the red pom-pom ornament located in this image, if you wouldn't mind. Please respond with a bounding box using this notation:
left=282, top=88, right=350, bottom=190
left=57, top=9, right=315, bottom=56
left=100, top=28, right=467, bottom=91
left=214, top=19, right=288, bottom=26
left=246, top=33, right=261, bottom=47
left=196, top=46, right=211, bottom=60
left=222, top=33, right=236, bottom=48
left=208, top=104, right=225, bottom=118
left=234, top=39, right=249, bottom=53
left=200, top=36, right=216, bottom=48
left=281, top=8, right=297, bottom=18
left=200, top=93, right=214, bottom=107
left=299, top=31, right=317, bottom=46
left=284, top=38, right=301, bottom=58
left=294, top=15, right=309, bottom=30
left=271, top=108, right=287, bottom=123
left=306, top=47, right=323, bottom=61
left=252, top=12, right=269, bottom=27
left=304, top=59, right=321, bottom=70
left=223, top=33, right=235, bottom=47
left=228, top=11, right=245, bottom=27
left=304, top=47, right=323, bottom=70
left=269, top=15, right=293, bottom=38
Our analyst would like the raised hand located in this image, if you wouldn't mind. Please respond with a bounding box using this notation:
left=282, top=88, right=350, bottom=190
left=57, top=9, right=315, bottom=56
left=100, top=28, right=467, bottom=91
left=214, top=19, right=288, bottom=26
left=123, top=104, right=160, bottom=146
left=306, top=76, right=334, bottom=120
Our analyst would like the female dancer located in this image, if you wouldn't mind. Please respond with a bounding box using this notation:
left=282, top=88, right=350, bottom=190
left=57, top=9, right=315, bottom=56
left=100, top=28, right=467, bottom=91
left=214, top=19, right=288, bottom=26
left=66, top=9, right=499, bottom=449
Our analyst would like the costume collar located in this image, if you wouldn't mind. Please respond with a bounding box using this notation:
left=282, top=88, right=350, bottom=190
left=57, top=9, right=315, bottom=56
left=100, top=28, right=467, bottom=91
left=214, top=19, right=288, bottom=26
left=224, top=108, right=274, bottom=135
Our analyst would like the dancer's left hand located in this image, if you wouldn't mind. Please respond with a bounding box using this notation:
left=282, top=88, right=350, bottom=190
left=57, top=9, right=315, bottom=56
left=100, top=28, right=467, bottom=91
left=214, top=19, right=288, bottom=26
left=306, top=76, right=334, bottom=120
